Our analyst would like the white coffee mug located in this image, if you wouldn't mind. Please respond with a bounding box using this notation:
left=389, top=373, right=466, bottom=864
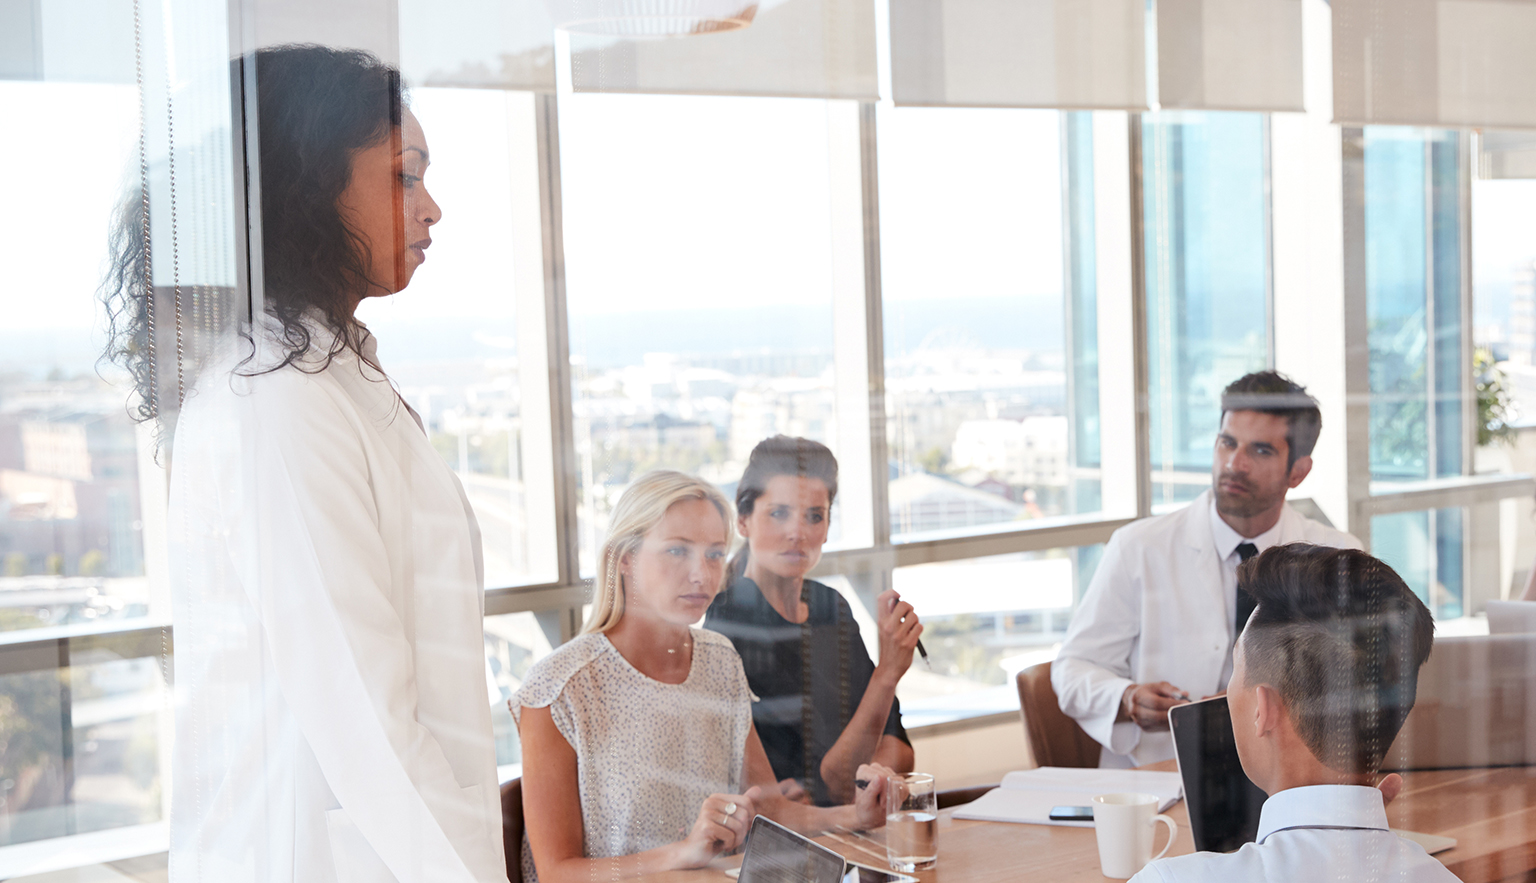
left=1091, top=792, right=1178, bottom=879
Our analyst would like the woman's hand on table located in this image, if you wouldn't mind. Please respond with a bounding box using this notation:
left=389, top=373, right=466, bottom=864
left=852, top=762, right=897, bottom=830
left=777, top=777, right=812, bottom=804
left=673, top=792, right=755, bottom=868
left=875, top=590, right=923, bottom=679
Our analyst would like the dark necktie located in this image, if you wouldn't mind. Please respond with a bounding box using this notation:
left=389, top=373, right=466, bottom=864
left=1234, top=542, right=1260, bottom=633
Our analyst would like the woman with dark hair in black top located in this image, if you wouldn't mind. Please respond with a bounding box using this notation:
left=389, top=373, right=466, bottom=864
left=703, top=436, right=923, bottom=806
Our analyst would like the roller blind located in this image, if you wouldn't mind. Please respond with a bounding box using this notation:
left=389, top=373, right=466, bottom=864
left=568, top=0, right=877, bottom=99
left=400, top=0, right=555, bottom=91
left=1334, top=0, right=1536, bottom=128
left=1481, top=130, right=1536, bottom=178
left=889, top=0, right=1146, bottom=109
left=1157, top=0, right=1303, bottom=112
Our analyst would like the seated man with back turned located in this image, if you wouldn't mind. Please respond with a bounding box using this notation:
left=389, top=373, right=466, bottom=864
left=1054, top=371, right=1361, bottom=767
left=1131, top=543, right=1451, bottom=883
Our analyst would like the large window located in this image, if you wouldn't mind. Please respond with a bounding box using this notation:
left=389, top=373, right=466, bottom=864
left=357, top=88, right=558, bottom=590
left=1142, top=112, right=1271, bottom=505
left=878, top=107, right=1087, bottom=535
left=1, top=82, right=147, bottom=634
left=560, top=93, right=847, bottom=571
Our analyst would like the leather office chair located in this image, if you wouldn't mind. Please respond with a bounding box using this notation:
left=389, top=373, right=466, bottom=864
left=1016, top=661, right=1102, bottom=769
left=501, top=778, right=524, bottom=883
left=937, top=785, right=995, bottom=808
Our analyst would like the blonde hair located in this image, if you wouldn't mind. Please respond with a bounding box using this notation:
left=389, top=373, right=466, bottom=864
left=581, top=470, right=736, bottom=635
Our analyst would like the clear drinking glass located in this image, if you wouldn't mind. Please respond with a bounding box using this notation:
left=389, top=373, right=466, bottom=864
left=885, top=772, right=938, bottom=872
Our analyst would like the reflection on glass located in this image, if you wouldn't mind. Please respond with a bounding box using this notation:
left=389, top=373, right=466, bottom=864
left=357, top=87, right=554, bottom=589
left=1364, top=127, right=1465, bottom=483
left=484, top=611, right=556, bottom=771
left=1142, top=111, right=1269, bottom=505
left=1, top=81, right=148, bottom=634
left=880, top=106, right=1093, bottom=536
left=1372, top=507, right=1465, bottom=620
left=883, top=545, right=1102, bottom=721
left=560, top=93, right=840, bottom=575
left=0, top=636, right=167, bottom=846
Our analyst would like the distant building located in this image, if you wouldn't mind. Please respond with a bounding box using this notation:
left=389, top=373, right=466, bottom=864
left=949, top=415, right=1069, bottom=488
left=1510, top=261, right=1536, bottom=366
left=888, top=471, right=1024, bottom=535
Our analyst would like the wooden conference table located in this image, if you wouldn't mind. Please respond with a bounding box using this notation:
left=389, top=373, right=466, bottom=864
left=631, top=762, right=1536, bottom=882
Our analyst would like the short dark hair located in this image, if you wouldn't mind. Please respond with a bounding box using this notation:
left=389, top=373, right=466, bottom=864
left=1220, top=371, right=1322, bottom=470
left=1237, top=544, right=1434, bottom=776
left=730, top=436, right=838, bottom=577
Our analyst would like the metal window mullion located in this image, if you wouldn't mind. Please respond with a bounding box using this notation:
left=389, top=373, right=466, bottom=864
left=533, top=92, right=582, bottom=640
left=1460, top=130, right=1476, bottom=478
left=1128, top=114, right=1153, bottom=519
left=1459, top=129, right=1477, bottom=610
left=1341, top=128, right=1374, bottom=549
left=858, top=101, right=891, bottom=557
left=1263, top=113, right=1277, bottom=369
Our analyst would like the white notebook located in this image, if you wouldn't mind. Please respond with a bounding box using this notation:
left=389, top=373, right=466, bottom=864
left=951, top=767, right=1185, bottom=828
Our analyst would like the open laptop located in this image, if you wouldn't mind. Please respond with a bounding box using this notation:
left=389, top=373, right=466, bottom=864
left=1487, top=599, right=1536, bottom=635
left=1169, top=697, right=1268, bottom=853
left=733, top=816, right=917, bottom=883
left=1382, top=632, right=1536, bottom=769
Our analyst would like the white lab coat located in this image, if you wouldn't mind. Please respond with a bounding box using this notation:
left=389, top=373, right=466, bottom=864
left=167, top=316, right=506, bottom=882
left=1051, top=490, right=1361, bottom=768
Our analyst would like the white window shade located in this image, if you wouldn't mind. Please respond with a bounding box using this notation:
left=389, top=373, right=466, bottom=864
left=1334, top=0, right=1536, bottom=128
left=568, top=0, right=877, bottom=99
left=400, top=0, right=556, bottom=91
left=1480, top=130, right=1536, bottom=179
left=888, top=0, right=1146, bottom=110
left=1156, top=0, right=1304, bottom=112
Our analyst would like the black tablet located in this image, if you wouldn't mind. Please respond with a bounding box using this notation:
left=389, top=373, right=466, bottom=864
left=734, top=816, right=917, bottom=883
left=737, top=816, right=848, bottom=883
left=1169, top=696, right=1269, bottom=853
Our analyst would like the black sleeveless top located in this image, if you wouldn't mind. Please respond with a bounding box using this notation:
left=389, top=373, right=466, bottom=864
left=703, top=575, right=909, bottom=806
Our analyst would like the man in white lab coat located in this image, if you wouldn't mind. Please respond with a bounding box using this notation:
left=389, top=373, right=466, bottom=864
left=1052, top=372, right=1361, bottom=767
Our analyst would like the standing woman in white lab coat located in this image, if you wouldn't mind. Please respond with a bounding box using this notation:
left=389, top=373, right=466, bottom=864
left=103, top=45, right=506, bottom=882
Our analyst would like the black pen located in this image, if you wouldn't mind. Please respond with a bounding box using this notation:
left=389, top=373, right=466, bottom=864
left=916, top=639, right=930, bottom=668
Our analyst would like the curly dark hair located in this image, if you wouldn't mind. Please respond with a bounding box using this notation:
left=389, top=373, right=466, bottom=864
left=252, top=43, right=405, bottom=374
left=100, top=44, right=406, bottom=424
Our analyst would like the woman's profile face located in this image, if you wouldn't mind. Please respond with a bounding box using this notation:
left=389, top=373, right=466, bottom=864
left=738, top=474, right=831, bottom=583
left=620, top=497, right=729, bottom=627
left=338, top=109, right=439, bottom=299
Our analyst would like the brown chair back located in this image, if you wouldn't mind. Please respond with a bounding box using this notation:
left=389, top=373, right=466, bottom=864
left=501, top=778, right=524, bottom=883
left=1016, top=661, right=1102, bottom=769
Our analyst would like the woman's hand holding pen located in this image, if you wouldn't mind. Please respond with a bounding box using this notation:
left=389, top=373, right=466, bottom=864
left=875, top=589, right=925, bottom=680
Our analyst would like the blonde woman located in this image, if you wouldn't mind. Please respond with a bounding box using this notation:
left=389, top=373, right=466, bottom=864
left=514, top=471, right=896, bottom=883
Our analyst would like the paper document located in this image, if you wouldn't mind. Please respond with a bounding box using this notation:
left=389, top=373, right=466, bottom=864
left=951, top=767, right=1184, bottom=827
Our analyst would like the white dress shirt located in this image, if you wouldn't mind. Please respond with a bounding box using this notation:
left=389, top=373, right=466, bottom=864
left=1131, top=785, right=1458, bottom=883
left=168, top=316, right=506, bottom=882
left=1052, top=490, right=1362, bottom=767
left=1207, top=500, right=1283, bottom=686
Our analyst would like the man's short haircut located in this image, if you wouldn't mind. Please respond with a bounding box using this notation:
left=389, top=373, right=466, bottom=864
left=1220, top=371, right=1322, bottom=470
left=1237, top=544, right=1434, bottom=776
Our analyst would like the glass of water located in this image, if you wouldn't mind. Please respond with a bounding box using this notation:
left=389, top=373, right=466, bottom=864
left=885, top=772, right=937, bottom=872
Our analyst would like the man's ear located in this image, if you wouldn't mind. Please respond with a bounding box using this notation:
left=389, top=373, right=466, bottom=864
left=1286, top=455, right=1314, bottom=489
left=1252, top=684, right=1286, bottom=738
